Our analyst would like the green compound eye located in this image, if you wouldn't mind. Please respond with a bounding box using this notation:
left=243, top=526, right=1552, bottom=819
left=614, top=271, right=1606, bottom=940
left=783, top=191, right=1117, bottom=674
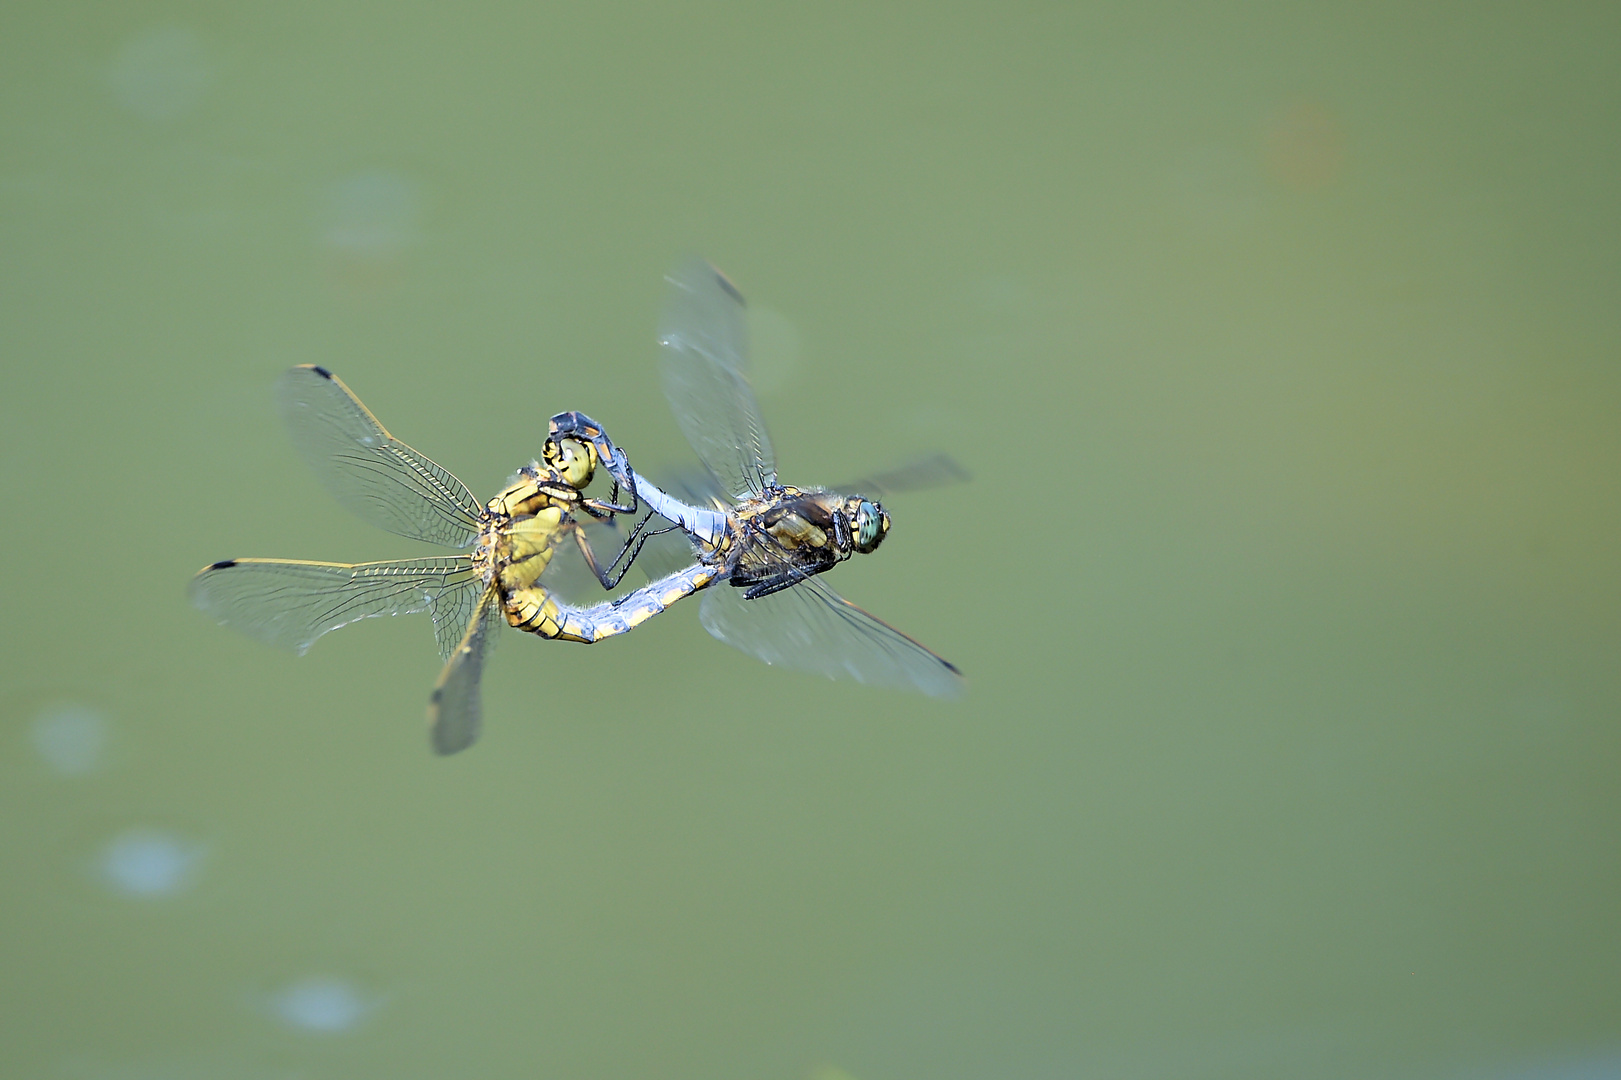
left=853, top=500, right=886, bottom=553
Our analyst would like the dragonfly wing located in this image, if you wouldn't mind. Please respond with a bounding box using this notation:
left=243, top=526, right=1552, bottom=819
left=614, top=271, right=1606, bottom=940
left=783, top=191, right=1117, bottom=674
left=277, top=365, right=483, bottom=548
left=188, top=557, right=480, bottom=657
left=832, top=453, right=971, bottom=498
left=659, top=258, right=777, bottom=499
left=539, top=515, right=638, bottom=606
left=427, top=586, right=504, bottom=755
left=698, top=571, right=965, bottom=699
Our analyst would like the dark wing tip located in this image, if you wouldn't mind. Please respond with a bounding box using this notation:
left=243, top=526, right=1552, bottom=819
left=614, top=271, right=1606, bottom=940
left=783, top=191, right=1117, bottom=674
left=204, top=559, right=237, bottom=571
left=429, top=710, right=478, bottom=756
left=925, top=661, right=967, bottom=700
left=710, top=264, right=747, bottom=307
left=309, top=365, right=334, bottom=379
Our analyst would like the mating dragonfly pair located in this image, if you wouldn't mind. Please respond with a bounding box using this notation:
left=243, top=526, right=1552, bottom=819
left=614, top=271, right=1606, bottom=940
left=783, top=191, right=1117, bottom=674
left=191, top=260, right=963, bottom=753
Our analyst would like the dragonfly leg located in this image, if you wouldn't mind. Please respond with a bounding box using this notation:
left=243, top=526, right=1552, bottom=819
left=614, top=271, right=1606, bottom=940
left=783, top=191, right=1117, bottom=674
left=730, top=518, right=823, bottom=600
left=562, top=512, right=687, bottom=592
left=591, top=510, right=688, bottom=590
left=568, top=522, right=616, bottom=590
left=580, top=487, right=638, bottom=517
left=741, top=570, right=814, bottom=601
left=830, top=509, right=851, bottom=551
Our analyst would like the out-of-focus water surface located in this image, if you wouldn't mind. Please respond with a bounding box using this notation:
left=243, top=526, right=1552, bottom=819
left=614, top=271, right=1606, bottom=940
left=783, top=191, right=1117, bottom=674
left=3, top=4, right=1618, bottom=1078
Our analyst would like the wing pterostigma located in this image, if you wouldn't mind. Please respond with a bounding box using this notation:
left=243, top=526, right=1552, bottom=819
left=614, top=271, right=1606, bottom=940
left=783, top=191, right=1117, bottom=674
left=699, top=568, right=964, bottom=699
left=277, top=365, right=483, bottom=548
left=188, top=557, right=482, bottom=659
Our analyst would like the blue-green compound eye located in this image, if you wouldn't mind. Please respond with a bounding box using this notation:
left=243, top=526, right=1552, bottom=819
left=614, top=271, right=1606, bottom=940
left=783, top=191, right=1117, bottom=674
left=853, top=500, right=887, bottom=553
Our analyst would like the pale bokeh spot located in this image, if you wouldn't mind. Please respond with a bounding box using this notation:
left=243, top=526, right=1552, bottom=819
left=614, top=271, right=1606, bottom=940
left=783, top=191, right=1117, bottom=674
left=270, top=975, right=378, bottom=1033
left=107, top=26, right=212, bottom=122
left=320, top=171, right=423, bottom=304
left=31, top=702, right=109, bottom=776
left=322, top=171, right=421, bottom=259
left=98, top=828, right=205, bottom=899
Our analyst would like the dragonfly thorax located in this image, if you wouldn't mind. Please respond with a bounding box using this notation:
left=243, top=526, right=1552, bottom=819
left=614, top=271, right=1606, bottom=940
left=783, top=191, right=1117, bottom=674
left=721, top=487, right=890, bottom=594
left=482, top=466, right=579, bottom=519
left=475, top=470, right=579, bottom=597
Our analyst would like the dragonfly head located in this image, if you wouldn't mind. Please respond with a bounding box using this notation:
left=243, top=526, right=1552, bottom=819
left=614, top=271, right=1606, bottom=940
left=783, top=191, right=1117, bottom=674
left=850, top=497, right=889, bottom=554
left=542, top=434, right=597, bottom=488
left=546, top=411, right=635, bottom=493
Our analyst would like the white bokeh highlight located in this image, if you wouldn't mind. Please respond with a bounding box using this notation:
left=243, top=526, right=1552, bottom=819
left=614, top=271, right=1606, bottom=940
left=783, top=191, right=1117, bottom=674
left=98, top=828, right=205, bottom=899
left=322, top=171, right=421, bottom=261
left=107, top=26, right=212, bottom=122
left=32, top=703, right=109, bottom=776
left=270, top=975, right=379, bottom=1034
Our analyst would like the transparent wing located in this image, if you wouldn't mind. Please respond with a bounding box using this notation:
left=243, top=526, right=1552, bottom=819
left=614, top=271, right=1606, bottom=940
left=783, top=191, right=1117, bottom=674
left=658, top=258, right=777, bottom=499
left=628, top=522, right=705, bottom=583
left=427, top=586, right=505, bottom=755
left=277, top=365, right=483, bottom=548
left=540, top=516, right=640, bottom=606
left=188, top=556, right=481, bottom=659
left=698, top=570, right=965, bottom=699
left=832, top=453, right=971, bottom=498
left=655, top=467, right=730, bottom=506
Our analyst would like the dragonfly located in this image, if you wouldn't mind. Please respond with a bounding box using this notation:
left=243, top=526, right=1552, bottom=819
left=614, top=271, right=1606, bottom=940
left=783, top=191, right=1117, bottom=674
left=189, top=364, right=716, bottom=754
left=565, top=258, right=965, bottom=698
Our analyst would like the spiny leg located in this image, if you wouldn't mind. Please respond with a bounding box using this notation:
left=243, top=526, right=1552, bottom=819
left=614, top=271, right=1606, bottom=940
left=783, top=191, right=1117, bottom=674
left=743, top=569, right=816, bottom=600
left=579, top=483, right=638, bottom=518
left=587, top=509, right=687, bottom=590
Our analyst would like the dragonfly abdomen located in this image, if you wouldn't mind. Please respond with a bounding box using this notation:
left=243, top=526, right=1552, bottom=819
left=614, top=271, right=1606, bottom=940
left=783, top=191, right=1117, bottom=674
left=505, top=561, right=723, bottom=644
left=630, top=470, right=730, bottom=548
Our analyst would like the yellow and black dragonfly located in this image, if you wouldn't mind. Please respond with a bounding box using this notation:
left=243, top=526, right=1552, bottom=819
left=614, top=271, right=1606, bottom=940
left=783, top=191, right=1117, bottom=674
left=581, top=259, right=965, bottom=698
left=189, top=365, right=713, bottom=754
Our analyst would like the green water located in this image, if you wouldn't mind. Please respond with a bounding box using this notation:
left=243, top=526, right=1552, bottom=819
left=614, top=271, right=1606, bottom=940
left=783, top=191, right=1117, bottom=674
left=3, top=4, right=1618, bottom=1078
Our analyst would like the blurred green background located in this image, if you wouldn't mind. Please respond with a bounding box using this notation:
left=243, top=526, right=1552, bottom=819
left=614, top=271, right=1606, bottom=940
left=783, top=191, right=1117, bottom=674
left=3, top=3, right=1618, bottom=1078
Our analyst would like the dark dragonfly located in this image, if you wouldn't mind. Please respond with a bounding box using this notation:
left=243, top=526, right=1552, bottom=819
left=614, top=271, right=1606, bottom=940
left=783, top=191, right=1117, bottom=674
left=562, top=258, right=965, bottom=698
